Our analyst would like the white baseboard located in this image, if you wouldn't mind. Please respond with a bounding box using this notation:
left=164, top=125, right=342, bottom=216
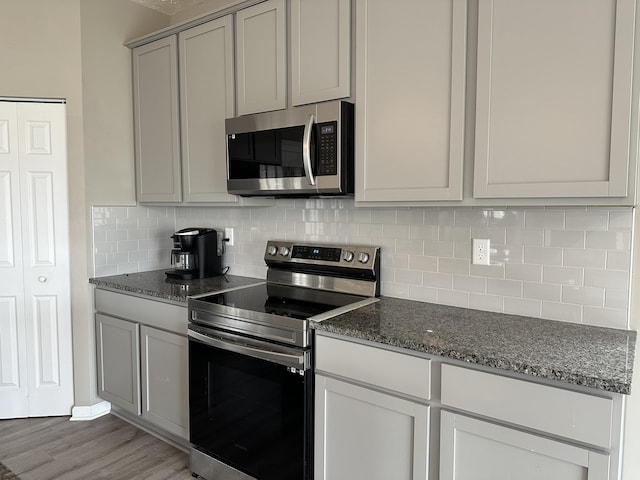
left=70, top=400, right=111, bottom=421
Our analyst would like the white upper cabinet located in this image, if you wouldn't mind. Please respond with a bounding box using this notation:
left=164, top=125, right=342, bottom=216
left=473, top=0, right=636, bottom=199
left=235, top=0, right=287, bottom=115
left=179, top=16, right=236, bottom=203
left=355, top=0, right=467, bottom=203
left=133, top=36, right=181, bottom=203
left=290, top=0, right=351, bottom=106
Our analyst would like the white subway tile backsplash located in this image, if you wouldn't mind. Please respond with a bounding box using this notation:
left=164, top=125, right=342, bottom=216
left=562, top=285, right=605, bottom=307
left=583, top=306, right=627, bottom=329
left=584, top=268, right=629, bottom=290
left=609, top=210, right=633, bottom=230
left=523, top=282, right=562, bottom=302
left=487, top=278, right=522, bottom=297
left=504, top=297, right=542, bottom=317
left=423, top=271, right=454, bottom=289
left=544, top=230, right=585, bottom=248
left=524, top=246, right=563, bottom=266
left=438, top=258, right=470, bottom=275
left=437, top=288, right=469, bottom=308
left=408, top=285, right=438, bottom=303
left=506, top=228, right=544, bottom=246
left=542, top=266, right=583, bottom=285
left=470, top=293, right=503, bottom=313
left=469, top=263, right=505, bottom=279
left=607, top=250, right=632, bottom=271
left=408, top=255, right=437, bottom=272
left=453, top=275, right=486, bottom=293
left=586, top=231, right=632, bottom=250
left=505, top=263, right=542, bottom=282
left=396, top=269, right=423, bottom=286
left=525, top=210, right=565, bottom=229
left=92, top=204, right=634, bottom=329
left=565, top=210, right=609, bottom=231
left=605, top=289, right=630, bottom=310
left=563, top=248, right=606, bottom=269
left=542, top=301, right=582, bottom=323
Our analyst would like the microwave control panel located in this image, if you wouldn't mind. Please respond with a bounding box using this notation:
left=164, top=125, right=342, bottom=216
left=317, top=121, right=338, bottom=175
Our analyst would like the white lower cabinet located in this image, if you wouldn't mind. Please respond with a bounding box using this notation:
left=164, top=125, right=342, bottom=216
left=96, top=313, right=141, bottom=415
left=315, top=375, right=429, bottom=480
left=440, top=363, right=619, bottom=480
left=94, top=289, right=189, bottom=443
left=439, top=411, right=610, bottom=480
left=315, top=334, right=624, bottom=480
left=140, top=325, right=189, bottom=439
left=314, top=334, right=431, bottom=480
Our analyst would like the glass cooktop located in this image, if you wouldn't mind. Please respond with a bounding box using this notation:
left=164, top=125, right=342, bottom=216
left=195, top=283, right=368, bottom=320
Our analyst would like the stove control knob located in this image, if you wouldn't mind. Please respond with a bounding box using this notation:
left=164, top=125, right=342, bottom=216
left=267, top=246, right=278, bottom=256
left=279, top=246, right=290, bottom=257
left=343, top=251, right=355, bottom=262
left=358, top=252, right=370, bottom=264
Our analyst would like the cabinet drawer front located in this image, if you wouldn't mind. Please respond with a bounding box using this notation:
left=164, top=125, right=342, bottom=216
left=315, top=335, right=431, bottom=400
left=95, top=289, right=187, bottom=335
left=440, top=364, right=613, bottom=448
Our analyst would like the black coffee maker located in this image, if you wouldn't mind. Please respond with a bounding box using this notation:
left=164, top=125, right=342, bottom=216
left=166, top=228, right=224, bottom=280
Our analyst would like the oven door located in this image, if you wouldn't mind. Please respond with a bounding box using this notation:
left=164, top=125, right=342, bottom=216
left=188, top=325, right=312, bottom=480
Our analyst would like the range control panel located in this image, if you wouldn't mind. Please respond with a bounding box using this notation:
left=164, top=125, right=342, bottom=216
left=264, top=241, right=379, bottom=269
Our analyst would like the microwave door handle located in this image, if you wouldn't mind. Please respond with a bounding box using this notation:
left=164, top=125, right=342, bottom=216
left=302, top=113, right=316, bottom=186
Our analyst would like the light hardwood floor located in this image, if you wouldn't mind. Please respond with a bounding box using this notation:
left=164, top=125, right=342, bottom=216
left=0, top=414, right=193, bottom=479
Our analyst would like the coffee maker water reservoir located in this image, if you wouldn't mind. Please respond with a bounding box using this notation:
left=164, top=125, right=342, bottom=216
left=166, top=228, right=224, bottom=280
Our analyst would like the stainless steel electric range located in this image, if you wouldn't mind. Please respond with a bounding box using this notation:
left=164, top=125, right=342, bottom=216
left=187, top=240, right=381, bottom=480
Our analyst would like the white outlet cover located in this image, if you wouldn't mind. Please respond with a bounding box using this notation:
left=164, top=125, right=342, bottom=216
left=472, top=238, right=490, bottom=265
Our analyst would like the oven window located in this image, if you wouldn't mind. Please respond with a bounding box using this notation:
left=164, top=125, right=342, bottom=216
left=228, top=126, right=316, bottom=180
left=189, top=338, right=312, bottom=480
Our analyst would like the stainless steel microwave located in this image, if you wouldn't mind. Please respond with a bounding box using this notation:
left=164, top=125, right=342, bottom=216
left=225, top=100, right=354, bottom=197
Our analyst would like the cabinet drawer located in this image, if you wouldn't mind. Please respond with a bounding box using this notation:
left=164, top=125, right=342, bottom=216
left=95, top=289, right=187, bottom=335
left=315, top=335, right=431, bottom=400
left=440, top=364, right=613, bottom=449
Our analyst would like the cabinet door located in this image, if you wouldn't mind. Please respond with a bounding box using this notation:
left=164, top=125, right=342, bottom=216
left=95, top=313, right=141, bottom=415
left=355, top=0, right=467, bottom=202
left=235, top=0, right=287, bottom=115
left=315, top=374, right=429, bottom=480
left=133, top=36, right=181, bottom=202
left=440, top=411, right=610, bottom=480
left=140, top=326, right=188, bottom=439
left=179, top=16, right=238, bottom=204
left=473, top=0, right=635, bottom=199
left=290, top=0, right=351, bottom=106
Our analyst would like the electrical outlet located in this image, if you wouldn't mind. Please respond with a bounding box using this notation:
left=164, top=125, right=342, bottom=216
left=472, top=239, right=490, bottom=265
left=224, top=227, right=234, bottom=246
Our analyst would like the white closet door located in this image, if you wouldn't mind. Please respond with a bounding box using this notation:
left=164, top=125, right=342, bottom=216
left=0, top=101, right=74, bottom=418
left=0, top=102, right=28, bottom=418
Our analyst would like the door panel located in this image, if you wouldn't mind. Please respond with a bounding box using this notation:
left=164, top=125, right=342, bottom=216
left=27, top=172, right=55, bottom=266
left=0, top=172, right=15, bottom=267
left=0, top=101, right=73, bottom=418
left=0, top=102, right=28, bottom=418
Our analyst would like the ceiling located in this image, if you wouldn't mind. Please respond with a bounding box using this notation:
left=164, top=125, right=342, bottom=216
left=129, top=0, right=205, bottom=15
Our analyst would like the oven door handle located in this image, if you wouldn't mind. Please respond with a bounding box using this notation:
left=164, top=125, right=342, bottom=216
left=302, top=113, right=316, bottom=186
left=188, top=329, right=307, bottom=370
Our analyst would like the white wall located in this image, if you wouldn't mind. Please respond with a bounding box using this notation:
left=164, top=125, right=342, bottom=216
left=0, top=0, right=168, bottom=411
left=93, top=201, right=633, bottom=329
left=81, top=0, right=168, bottom=208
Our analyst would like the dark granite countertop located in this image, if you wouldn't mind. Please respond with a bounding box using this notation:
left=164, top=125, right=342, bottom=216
left=312, top=296, right=636, bottom=395
left=89, top=270, right=636, bottom=394
left=89, top=269, right=264, bottom=304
